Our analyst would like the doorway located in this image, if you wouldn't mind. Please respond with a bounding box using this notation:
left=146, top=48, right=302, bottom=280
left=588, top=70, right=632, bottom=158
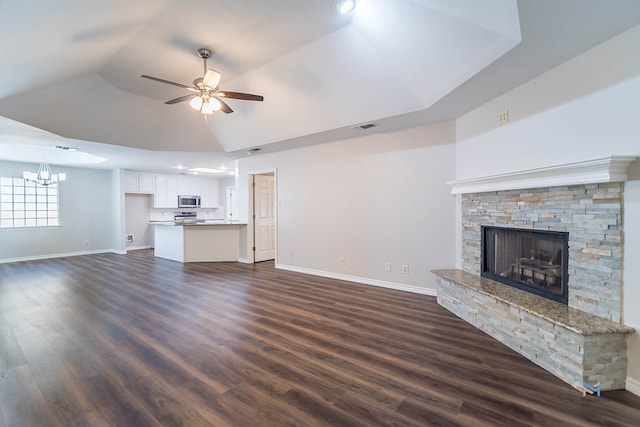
left=225, top=186, right=237, bottom=221
left=251, top=172, right=276, bottom=262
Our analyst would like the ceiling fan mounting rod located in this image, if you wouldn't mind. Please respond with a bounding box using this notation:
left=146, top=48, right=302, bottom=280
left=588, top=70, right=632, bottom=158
left=197, top=48, right=212, bottom=76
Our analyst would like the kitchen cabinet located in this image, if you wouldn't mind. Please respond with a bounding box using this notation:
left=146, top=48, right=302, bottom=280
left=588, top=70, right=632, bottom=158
left=154, top=174, right=178, bottom=208
left=177, top=175, right=219, bottom=207
left=154, top=222, right=245, bottom=262
left=177, top=175, right=189, bottom=195
left=124, top=172, right=155, bottom=194
left=177, top=175, right=201, bottom=196
left=155, top=174, right=218, bottom=208
left=124, top=172, right=220, bottom=208
left=200, top=178, right=219, bottom=208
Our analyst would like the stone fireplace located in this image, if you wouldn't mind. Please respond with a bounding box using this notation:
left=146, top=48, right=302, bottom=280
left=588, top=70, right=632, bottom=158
left=433, top=157, right=637, bottom=392
left=481, top=226, right=569, bottom=305
left=463, top=182, right=622, bottom=321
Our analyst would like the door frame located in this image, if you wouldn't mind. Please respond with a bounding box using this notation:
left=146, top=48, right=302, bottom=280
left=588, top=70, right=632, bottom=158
left=246, top=168, right=277, bottom=264
left=225, top=185, right=237, bottom=221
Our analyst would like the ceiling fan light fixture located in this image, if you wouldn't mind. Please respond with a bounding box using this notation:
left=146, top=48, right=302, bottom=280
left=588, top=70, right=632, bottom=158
left=336, top=0, right=356, bottom=14
left=142, top=47, right=263, bottom=116
left=201, top=101, right=214, bottom=114
left=201, top=98, right=222, bottom=114
left=209, top=97, right=223, bottom=112
left=189, top=96, right=203, bottom=110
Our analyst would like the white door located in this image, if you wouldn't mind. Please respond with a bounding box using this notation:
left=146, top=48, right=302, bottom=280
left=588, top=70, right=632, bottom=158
left=253, top=174, right=275, bottom=262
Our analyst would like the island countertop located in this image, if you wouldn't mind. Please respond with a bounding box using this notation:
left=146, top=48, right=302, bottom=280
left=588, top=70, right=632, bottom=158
left=153, top=221, right=245, bottom=262
left=150, top=220, right=247, bottom=226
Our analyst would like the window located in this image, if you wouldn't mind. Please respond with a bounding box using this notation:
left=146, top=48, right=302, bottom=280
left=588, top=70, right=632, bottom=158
left=0, top=177, right=60, bottom=228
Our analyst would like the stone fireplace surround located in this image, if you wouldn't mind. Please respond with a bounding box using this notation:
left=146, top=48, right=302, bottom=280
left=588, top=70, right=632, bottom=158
left=433, top=157, right=637, bottom=392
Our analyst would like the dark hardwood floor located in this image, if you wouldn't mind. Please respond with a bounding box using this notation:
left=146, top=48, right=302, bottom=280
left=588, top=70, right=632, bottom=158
left=1, top=250, right=639, bottom=426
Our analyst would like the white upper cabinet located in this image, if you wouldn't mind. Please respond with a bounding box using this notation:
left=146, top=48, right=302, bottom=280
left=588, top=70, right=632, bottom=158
left=158, top=174, right=218, bottom=208
left=188, top=177, right=202, bottom=197
left=177, top=175, right=202, bottom=196
left=201, top=178, right=219, bottom=208
left=154, top=174, right=178, bottom=208
left=124, top=172, right=155, bottom=194
left=177, top=175, right=189, bottom=195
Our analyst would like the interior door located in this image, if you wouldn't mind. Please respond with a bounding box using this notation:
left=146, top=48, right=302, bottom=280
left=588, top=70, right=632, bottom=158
left=253, top=174, right=275, bottom=262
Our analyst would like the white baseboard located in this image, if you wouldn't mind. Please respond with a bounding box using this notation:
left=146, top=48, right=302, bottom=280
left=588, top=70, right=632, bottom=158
left=627, top=376, right=640, bottom=397
left=237, top=258, right=251, bottom=264
left=126, top=245, right=153, bottom=252
left=275, top=263, right=437, bottom=296
left=0, top=249, right=122, bottom=264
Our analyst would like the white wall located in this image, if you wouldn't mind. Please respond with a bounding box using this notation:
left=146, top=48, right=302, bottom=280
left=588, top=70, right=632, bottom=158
left=125, top=194, right=152, bottom=250
left=0, top=160, right=119, bottom=261
left=236, top=121, right=457, bottom=293
left=454, top=25, right=640, bottom=394
left=218, top=175, right=236, bottom=220
left=623, top=163, right=640, bottom=394
left=112, top=169, right=126, bottom=254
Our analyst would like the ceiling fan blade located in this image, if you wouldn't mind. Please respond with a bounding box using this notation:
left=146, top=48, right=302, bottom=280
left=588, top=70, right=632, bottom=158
left=216, top=91, right=264, bottom=101
left=165, top=94, right=196, bottom=105
left=202, top=69, right=221, bottom=89
left=214, top=96, right=233, bottom=114
left=141, top=74, right=197, bottom=91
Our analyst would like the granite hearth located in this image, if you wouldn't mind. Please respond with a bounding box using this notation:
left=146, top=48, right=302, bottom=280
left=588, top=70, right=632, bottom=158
left=432, top=269, right=634, bottom=391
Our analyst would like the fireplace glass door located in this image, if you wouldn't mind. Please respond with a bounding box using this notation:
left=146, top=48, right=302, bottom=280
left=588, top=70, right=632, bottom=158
left=481, top=226, right=569, bottom=304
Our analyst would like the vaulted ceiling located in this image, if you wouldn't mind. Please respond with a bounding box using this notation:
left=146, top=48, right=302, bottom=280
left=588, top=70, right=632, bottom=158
left=0, top=0, right=639, bottom=173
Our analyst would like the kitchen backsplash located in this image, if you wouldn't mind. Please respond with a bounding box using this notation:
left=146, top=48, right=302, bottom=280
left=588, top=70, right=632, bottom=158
left=149, top=208, right=224, bottom=221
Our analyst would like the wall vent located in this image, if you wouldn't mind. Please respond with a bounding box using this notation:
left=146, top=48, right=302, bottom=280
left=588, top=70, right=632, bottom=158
left=353, top=122, right=375, bottom=130
left=53, top=145, right=77, bottom=151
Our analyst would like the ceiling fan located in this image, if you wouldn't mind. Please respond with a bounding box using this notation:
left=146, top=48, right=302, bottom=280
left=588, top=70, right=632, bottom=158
left=141, top=48, right=264, bottom=114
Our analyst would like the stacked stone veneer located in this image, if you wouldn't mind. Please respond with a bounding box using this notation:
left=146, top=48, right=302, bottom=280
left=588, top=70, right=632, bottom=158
left=434, top=270, right=632, bottom=391
left=461, top=182, right=623, bottom=322
left=432, top=182, right=634, bottom=392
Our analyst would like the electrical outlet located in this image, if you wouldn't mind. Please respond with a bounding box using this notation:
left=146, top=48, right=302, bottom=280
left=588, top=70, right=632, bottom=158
left=289, top=250, right=294, bottom=257
left=402, top=265, right=409, bottom=274
left=340, top=257, right=346, bottom=265
left=83, top=240, right=90, bottom=247
left=384, top=262, right=391, bottom=272
left=498, top=109, right=509, bottom=124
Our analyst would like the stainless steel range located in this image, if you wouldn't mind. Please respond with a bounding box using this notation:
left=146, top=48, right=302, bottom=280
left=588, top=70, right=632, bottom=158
left=173, top=211, right=200, bottom=223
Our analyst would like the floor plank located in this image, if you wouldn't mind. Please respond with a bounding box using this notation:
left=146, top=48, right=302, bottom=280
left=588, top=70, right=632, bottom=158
left=0, top=249, right=639, bottom=426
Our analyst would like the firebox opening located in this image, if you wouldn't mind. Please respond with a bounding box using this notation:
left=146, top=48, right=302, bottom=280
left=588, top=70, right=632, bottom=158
left=481, top=226, right=569, bottom=304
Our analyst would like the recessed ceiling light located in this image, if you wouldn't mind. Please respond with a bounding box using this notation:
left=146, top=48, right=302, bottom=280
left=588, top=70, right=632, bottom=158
left=336, top=0, right=356, bottom=14
left=188, top=167, right=225, bottom=174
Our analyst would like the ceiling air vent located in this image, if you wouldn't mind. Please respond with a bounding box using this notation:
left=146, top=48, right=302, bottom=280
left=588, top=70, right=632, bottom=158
left=352, top=123, right=375, bottom=130
left=246, top=147, right=262, bottom=155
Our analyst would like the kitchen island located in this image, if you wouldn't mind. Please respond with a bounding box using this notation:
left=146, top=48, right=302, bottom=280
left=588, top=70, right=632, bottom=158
left=152, top=221, right=246, bottom=263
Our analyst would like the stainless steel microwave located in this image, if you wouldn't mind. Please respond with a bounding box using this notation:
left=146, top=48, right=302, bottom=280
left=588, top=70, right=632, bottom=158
left=178, top=195, right=201, bottom=208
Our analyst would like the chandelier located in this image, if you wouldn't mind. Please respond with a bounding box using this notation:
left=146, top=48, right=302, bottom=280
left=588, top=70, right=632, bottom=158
left=23, top=158, right=66, bottom=186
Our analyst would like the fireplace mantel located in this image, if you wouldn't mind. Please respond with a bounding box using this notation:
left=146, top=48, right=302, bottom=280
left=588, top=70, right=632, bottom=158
left=447, top=156, right=637, bottom=195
